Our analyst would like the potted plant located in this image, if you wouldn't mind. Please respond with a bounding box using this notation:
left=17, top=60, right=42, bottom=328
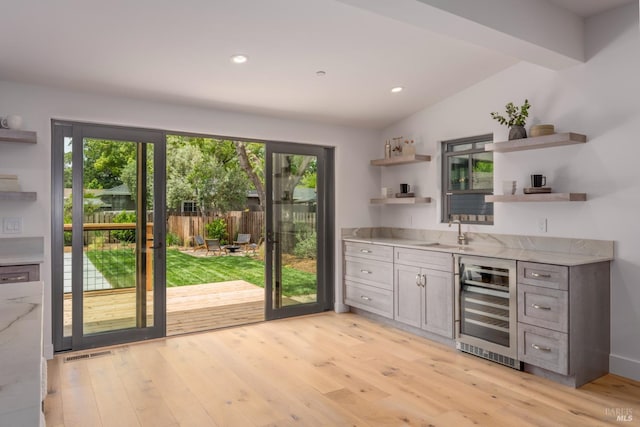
left=491, top=99, right=531, bottom=140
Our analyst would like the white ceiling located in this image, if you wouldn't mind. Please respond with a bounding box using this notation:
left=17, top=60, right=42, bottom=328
left=547, top=0, right=634, bottom=17
left=0, top=0, right=634, bottom=129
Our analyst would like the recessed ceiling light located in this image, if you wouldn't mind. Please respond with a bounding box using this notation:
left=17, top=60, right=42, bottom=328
left=316, top=70, right=326, bottom=77
left=391, top=86, right=404, bottom=93
left=230, top=54, right=248, bottom=64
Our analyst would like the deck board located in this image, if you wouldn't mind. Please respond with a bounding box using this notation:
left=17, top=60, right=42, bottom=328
left=63, top=281, right=265, bottom=336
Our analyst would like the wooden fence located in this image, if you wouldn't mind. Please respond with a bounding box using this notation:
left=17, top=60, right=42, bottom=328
left=167, top=211, right=316, bottom=247
left=82, top=210, right=316, bottom=248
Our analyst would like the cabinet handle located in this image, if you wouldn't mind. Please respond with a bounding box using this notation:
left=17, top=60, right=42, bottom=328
left=360, top=249, right=372, bottom=253
left=422, top=274, right=427, bottom=288
left=531, top=304, right=551, bottom=311
left=360, top=295, right=371, bottom=301
left=360, top=269, right=372, bottom=274
left=531, top=272, right=551, bottom=279
left=415, top=274, right=421, bottom=286
left=531, top=343, right=552, bottom=352
left=1, top=274, right=28, bottom=282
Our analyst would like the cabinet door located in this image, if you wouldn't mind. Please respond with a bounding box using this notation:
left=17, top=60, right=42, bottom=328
left=394, top=264, right=422, bottom=328
left=422, top=269, right=454, bottom=338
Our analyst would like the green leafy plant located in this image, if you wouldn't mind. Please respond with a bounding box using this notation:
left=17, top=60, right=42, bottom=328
left=166, top=232, right=182, bottom=247
left=112, top=211, right=136, bottom=244
left=205, top=218, right=228, bottom=244
left=490, top=99, right=531, bottom=127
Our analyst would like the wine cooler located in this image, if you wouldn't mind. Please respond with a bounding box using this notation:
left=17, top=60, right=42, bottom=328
left=454, top=255, right=521, bottom=369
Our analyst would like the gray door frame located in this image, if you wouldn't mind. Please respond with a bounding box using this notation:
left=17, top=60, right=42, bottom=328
left=51, top=120, right=167, bottom=351
left=265, top=141, right=334, bottom=320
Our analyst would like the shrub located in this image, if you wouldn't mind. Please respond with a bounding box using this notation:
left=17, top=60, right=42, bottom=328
left=206, top=218, right=228, bottom=245
left=112, top=211, right=136, bottom=243
left=294, top=231, right=317, bottom=259
left=166, top=232, right=182, bottom=247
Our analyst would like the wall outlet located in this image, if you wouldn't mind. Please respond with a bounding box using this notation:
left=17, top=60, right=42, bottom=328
left=2, top=217, right=22, bottom=234
left=537, top=218, right=547, bottom=233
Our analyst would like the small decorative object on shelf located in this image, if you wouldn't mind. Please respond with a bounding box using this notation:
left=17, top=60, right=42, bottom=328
left=490, top=99, right=531, bottom=140
left=392, top=136, right=403, bottom=156
left=403, top=139, right=416, bottom=155
left=384, top=140, right=391, bottom=159
left=0, top=115, right=23, bottom=130
left=530, top=124, right=554, bottom=137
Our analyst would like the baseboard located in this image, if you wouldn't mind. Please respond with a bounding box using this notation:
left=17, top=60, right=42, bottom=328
left=334, top=302, right=349, bottom=313
left=610, top=353, right=640, bottom=381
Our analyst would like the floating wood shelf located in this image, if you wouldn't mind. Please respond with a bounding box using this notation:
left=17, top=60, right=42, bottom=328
left=485, top=132, right=586, bottom=153
left=0, top=129, right=37, bottom=144
left=370, top=197, right=431, bottom=205
left=370, top=154, right=431, bottom=166
left=485, top=193, right=586, bottom=203
left=0, top=191, right=37, bottom=201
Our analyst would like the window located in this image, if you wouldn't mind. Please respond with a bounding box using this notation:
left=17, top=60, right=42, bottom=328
left=181, top=200, right=197, bottom=213
left=442, top=134, right=493, bottom=225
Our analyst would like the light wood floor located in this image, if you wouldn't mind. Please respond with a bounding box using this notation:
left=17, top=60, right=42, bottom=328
left=45, top=312, right=640, bottom=427
left=64, top=281, right=265, bottom=336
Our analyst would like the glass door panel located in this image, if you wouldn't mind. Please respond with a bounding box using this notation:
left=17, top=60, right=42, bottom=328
left=265, top=143, right=332, bottom=320
left=81, top=139, right=154, bottom=335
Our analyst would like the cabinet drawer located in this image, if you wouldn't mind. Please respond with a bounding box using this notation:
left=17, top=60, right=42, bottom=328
left=394, top=247, right=453, bottom=272
left=344, top=242, right=393, bottom=262
left=518, top=323, right=568, bottom=375
left=518, top=284, right=568, bottom=333
left=518, top=262, right=568, bottom=290
left=345, top=281, right=393, bottom=319
left=0, top=264, right=40, bottom=284
left=344, top=257, right=393, bottom=290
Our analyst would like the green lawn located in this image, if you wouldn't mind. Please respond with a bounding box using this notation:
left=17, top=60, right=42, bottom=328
left=86, top=248, right=316, bottom=296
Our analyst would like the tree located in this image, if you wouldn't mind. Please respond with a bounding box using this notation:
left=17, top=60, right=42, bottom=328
left=235, top=141, right=265, bottom=209
left=83, top=139, right=136, bottom=189
left=165, top=141, right=250, bottom=215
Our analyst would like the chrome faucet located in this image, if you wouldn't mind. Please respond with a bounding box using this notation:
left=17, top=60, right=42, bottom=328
left=449, top=219, right=467, bottom=245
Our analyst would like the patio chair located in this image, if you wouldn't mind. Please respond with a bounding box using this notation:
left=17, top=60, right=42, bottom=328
left=247, top=236, right=264, bottom=255
left=234, top=233, right=251, bottom=252
left=205, top=238, right=226, bottom=256
left=193, top=235, right=207, bottom=252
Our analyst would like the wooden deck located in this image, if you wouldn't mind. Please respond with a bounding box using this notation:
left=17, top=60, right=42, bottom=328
left=63, top=281, right=265, bottom=336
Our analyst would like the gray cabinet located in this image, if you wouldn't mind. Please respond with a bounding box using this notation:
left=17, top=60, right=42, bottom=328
left=394, top=247, right=454, bottom=338
left=344, top=242, right=394, bottom=319
left=517, top=261, right=610, bottom=387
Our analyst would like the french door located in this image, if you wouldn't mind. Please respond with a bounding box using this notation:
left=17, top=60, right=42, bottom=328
left=265, top=142, right=334, bottom=320
left=52, top=122, right=166, bottom=351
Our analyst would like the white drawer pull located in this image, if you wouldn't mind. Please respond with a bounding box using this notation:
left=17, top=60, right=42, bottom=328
left=531, top=304, right=551, bottom=311
left=531, top=272, right=552, bottom=278
left=360, top=295, right=371, bottom=301
left=531, top=344, right=552, bottom=352
left=360, top=249, right=372, bottom=253
left=360, top=269, right=372, bottom=274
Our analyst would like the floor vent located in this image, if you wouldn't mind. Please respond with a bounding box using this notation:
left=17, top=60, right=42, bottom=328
left=64, top=350, right=113, bottom=363
left=456, top=342, right=522, bottom=370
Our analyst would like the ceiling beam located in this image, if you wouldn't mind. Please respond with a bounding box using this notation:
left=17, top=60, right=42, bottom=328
left=336, top=0, right=584, bottom=69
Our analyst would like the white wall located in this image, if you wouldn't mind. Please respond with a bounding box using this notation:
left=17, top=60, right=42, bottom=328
left=0, top=82, right=380, bottom=357
left=380, top=3, right=640, bottom=381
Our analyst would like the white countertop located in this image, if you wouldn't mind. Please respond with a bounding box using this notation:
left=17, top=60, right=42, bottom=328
left=0, top=281, right=44, bottom=426
left=343, top=237, right=613, bottom=266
